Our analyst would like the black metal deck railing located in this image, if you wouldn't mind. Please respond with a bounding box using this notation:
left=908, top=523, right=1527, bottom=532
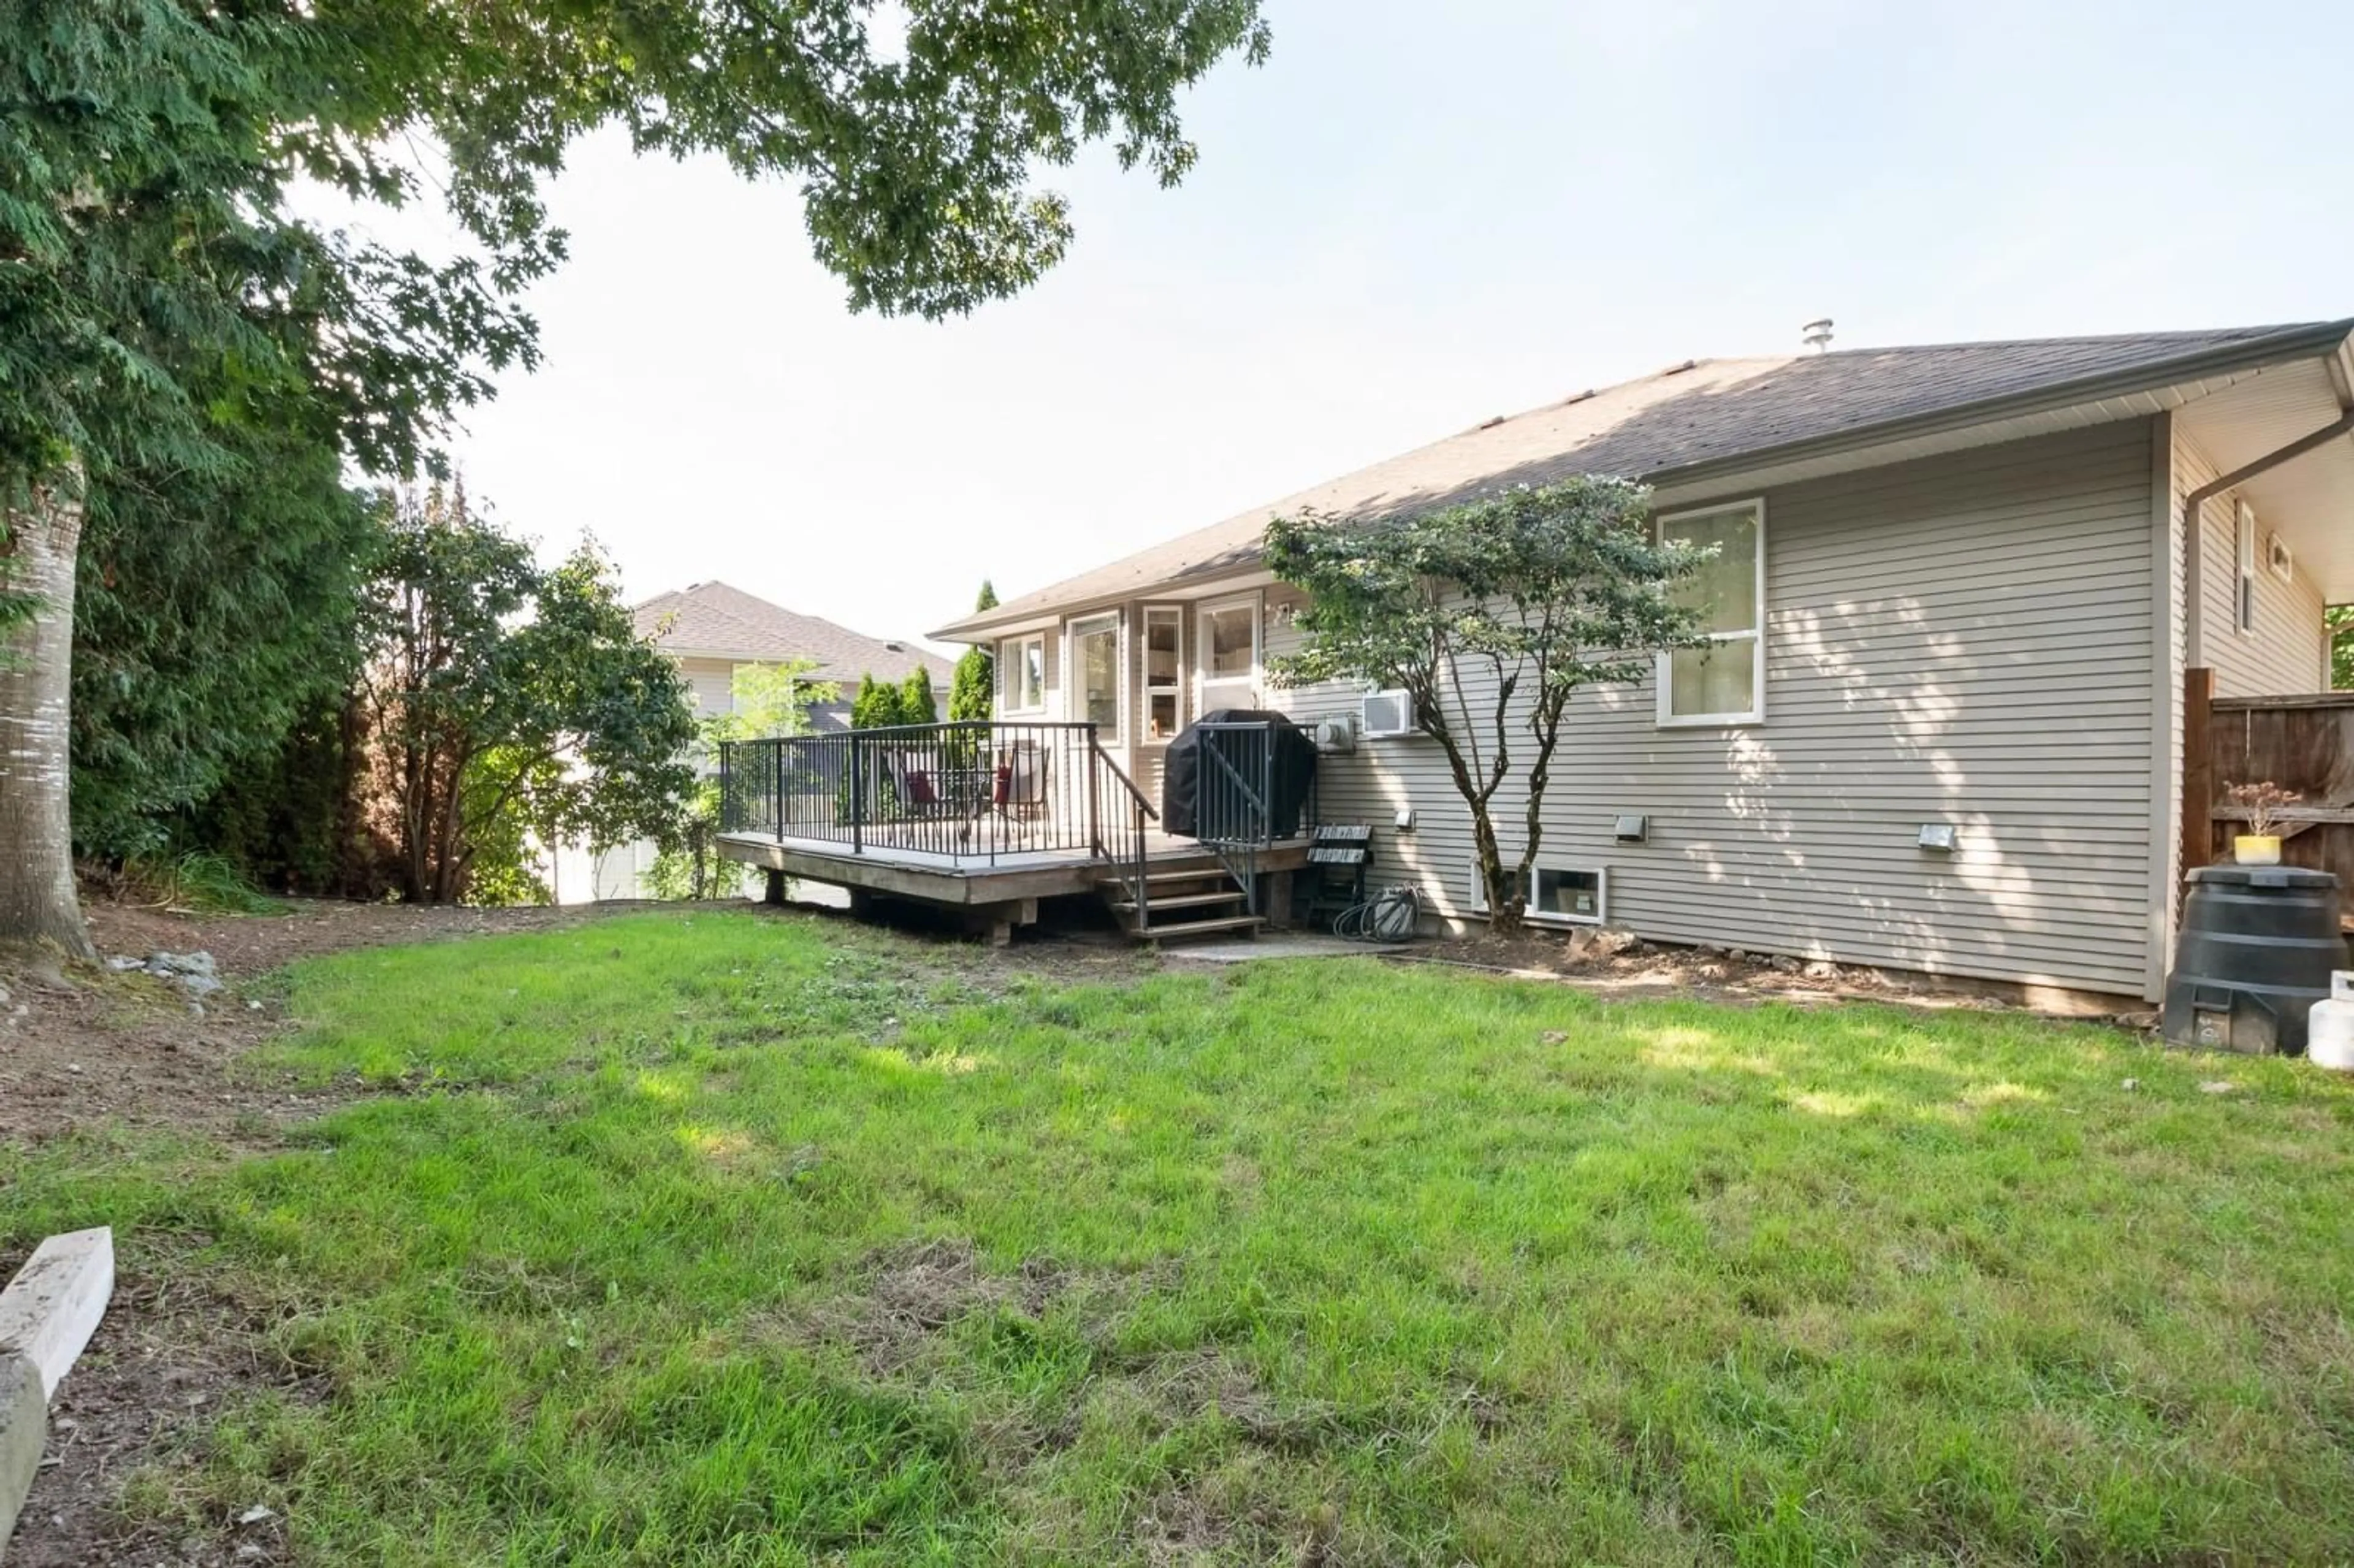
left=717, top=722, right=1157, bottom=892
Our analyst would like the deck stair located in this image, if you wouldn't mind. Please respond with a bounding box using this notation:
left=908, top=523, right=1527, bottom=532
left=1098, top=858, right=1263, bottom=943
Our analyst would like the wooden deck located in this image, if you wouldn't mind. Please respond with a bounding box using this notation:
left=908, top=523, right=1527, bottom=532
left=715, top=828, right=1312, bottom=911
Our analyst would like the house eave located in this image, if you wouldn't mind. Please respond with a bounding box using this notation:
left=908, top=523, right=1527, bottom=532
left=932, top=319, right=2354, bottom=639
left=1645, top=317, right=2354, bottom=498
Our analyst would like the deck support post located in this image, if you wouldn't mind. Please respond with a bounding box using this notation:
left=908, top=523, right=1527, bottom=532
left=970, top=897, right=1037, bottom=948
left=1262, top=869, right=1295, bottom=928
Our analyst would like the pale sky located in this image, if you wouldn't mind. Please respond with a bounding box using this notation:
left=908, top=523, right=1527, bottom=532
left=371, top=0, right=2353, bottom=652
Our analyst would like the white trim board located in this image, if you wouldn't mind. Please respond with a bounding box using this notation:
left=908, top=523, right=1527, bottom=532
left=0, top=1227, right=114, bottom=1401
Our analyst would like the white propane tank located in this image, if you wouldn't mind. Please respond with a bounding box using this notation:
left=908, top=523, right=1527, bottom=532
left=2307, top=972, right=2354, bottom=1071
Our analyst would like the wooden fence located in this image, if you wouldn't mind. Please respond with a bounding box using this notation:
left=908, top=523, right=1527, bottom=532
left=2183, top=669, right=2354, bottom=886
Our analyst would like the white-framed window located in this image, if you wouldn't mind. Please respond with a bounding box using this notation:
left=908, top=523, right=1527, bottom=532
left=1002, top=633, right=1046, bottom=714
left=1198, top=594, right=1260, bottom=714
left=2236, top=501, right=2258, bottom=635
left=1143, top=606, right=1183, bottom=742
left=1469, top=862, right=1608, bottom=926
left=1656, top=498, right=1766, bottom=726
left=1067, top=611, right=1123, bottom=744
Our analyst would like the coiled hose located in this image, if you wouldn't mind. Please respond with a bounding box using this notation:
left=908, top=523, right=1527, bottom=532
left=1333, top=884, right=1422, bottom=943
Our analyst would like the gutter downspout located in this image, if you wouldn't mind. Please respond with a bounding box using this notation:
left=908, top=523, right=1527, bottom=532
left=2181, top=407, right=2354, bottom=668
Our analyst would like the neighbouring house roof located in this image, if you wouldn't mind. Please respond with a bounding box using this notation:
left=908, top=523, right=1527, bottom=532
left=634, top=580, right=953, bottom=687
left=932, top=319, right=2354, bottom=641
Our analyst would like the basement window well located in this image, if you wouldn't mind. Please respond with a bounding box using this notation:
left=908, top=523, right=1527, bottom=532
left=1470, top=863, right=1607, bottom=926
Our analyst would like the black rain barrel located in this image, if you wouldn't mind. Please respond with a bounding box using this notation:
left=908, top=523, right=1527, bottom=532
left=2162, top=865, right=2344, bottom=1055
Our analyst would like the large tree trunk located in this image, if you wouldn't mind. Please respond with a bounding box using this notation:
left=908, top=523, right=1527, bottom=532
left=0, top=473, right=98, bottom=961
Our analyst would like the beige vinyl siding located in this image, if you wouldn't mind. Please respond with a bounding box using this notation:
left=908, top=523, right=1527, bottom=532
left=677, top=657, right=739, bottom=717
left=1266, top=419, right=2162, bottom=998
left=2178, top=427, right=2329, bottom=696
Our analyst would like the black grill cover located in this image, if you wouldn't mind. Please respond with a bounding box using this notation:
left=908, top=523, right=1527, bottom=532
left=1160, top=710, right=1318, bottom=840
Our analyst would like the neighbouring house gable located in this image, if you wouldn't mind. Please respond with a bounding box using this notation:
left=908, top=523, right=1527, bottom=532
left=636, top=580, right=952, bottom=690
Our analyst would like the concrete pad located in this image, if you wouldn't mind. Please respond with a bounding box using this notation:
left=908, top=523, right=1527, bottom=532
left=0, top=1352, right=44, bottom=1554
left=0, top=1227, right=113, bottom=1401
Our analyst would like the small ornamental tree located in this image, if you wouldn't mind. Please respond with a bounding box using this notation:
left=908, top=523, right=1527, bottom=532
left=650, top=659, right=834, bottom=900
left=1264, top=478, right=1708, bottom=935
left=950, top=582, right=999, bottom=721
left=850, top=674, right=908, bottom=730
left=901, top=667, right=940, bottom=726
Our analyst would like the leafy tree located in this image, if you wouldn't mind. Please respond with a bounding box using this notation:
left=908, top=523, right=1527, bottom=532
left=949, top=582, right=999, bottom=721
left=0, top=2, right=300, bottom=959
left=0, top=1, right=528, bottom=955
left=361, top=487, right=695, bottom=904
left=851, top=674, right=909, bottom=730
left=1264, top=479, right=1707, bottom=935
left=901, top=667, right=940, bottom=726
left=195, top=691, right=386, bottom=899
left=72, top=408, right=383, bottom=862
left=2, top=0, right=1270, bottom=954
left=2330, top=604, right=2353, bottom=690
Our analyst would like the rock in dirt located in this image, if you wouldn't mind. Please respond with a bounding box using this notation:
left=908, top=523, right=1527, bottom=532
left=1769, top=955, right=1802, bottom=974
left=1801, top=960, right=1838, bottom=980
left=1566, top=927, right=1640, bottom=961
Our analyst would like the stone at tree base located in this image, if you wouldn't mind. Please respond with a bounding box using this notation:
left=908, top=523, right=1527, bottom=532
left=0, top=1352, right=44, bottom=1553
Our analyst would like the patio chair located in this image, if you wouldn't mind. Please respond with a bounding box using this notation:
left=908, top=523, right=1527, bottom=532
left=877, top=750, right=960, bottom=838
left=992, top=739, right=1049, bottom=834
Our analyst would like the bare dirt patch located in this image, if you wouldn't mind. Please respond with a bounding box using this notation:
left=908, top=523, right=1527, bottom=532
left=1, top=897, right=1156, bottom=1148
left=785, top=1237, right=1109, bottom=1381
left=1406, top=926, right=2152, bottom=1023
left=0, top=899, right=634, bottom=1146
left=4, top=1252, right=314, bottom=1568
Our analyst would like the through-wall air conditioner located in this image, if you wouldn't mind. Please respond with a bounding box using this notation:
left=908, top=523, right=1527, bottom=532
left=1360, top=688, right=1414, bottom=739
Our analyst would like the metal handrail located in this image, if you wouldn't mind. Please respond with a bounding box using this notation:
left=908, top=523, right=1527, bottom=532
left=718, top=721, right=1137, bottom=874
left=1087, top=734, right=1159, bottom=929
left=1192, top=720, right=1278, bottom=914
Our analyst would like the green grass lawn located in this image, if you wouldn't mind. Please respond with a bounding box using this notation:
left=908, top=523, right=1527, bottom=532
left=10, top=910, right=2354, bottom=1565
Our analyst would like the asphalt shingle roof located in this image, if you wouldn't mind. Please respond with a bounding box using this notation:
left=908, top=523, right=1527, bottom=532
left=634, top=581, right=952, bottom=685
left=934, top=321, right=2350, bottom=640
